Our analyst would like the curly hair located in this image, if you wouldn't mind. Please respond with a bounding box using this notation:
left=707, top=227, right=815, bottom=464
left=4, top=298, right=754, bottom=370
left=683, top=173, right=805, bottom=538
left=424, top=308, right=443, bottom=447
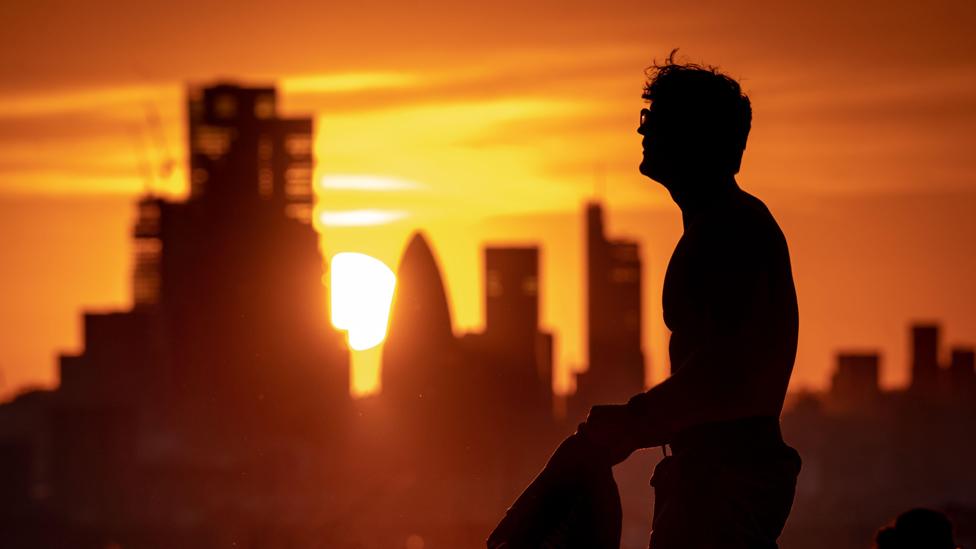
left=642, top=50, right=752, bottom=173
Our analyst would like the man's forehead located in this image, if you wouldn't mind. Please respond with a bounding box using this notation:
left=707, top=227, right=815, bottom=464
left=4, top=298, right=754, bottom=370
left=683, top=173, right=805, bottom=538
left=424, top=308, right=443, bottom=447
left=645, top=100, right=676, bottom=116
left=647, top=98, right=701, bottom=116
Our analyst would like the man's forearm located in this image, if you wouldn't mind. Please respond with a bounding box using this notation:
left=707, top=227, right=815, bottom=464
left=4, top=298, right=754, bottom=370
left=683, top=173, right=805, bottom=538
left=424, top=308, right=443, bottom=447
left=623, top=343, right=768, bottom=449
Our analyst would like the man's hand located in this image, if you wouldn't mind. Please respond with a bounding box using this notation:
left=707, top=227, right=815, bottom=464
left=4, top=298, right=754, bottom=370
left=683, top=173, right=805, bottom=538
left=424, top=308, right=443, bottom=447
left=577, top=404, right=642, bottom=466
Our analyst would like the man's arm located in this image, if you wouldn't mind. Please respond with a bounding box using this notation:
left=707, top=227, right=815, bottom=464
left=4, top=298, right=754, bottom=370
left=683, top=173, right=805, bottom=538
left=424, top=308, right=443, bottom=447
left=582, top=214, right=778, bottom=456
left=623, top=328, right=774, bottom=448
left=582, top=320, right=774, bottom=459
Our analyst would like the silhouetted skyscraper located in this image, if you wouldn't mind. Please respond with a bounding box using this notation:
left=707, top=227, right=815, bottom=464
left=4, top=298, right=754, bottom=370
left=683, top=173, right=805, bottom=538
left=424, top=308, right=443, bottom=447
left=188, top=83, right=314, bottom=222
left=485, top=247, right=539, bottom=349
left=457, top=245, right=558, bottom=528
left=49, top=81, right=351, bottom=531
left=382, top=231, right=458, bottom=404
left=482, top=246, right=553, bottom=415
left=574, top=202, right=645, bottom=412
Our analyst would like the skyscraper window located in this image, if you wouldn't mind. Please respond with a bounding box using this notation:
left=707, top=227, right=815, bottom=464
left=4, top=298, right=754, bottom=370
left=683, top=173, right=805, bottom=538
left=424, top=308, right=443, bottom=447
left=214, top=94, right=237, bottom=119
left=254, top=93, right=275, bottom=119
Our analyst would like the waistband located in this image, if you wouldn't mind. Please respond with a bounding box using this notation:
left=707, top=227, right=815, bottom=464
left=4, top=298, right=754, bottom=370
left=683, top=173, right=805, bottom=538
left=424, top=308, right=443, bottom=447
left=668, top=416, right=784, bottom=456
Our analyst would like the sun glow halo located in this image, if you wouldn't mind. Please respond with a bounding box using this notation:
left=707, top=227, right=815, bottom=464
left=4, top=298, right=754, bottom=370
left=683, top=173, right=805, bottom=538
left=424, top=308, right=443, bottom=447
left=330, top=252, right=397, bottom=351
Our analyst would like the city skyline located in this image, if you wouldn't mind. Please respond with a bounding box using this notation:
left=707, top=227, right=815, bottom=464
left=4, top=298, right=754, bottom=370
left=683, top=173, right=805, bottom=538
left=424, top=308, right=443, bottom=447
left=1, top=76, right=973, bottom=548
left=1, top=4, right=975, bottom=548
left=15, top=80, right=969, bottom=410
left=2, top=1, right=976, bottom=401
left=0, top=84, right=602, bottom=547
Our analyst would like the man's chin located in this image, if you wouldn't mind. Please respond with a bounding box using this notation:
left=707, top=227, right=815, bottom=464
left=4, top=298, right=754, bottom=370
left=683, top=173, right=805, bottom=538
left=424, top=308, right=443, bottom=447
left=639, top=163, right=672, bottom=188
left=639, top=160, right=658, bottom=181
left=639, top=160, right=651, bottom=177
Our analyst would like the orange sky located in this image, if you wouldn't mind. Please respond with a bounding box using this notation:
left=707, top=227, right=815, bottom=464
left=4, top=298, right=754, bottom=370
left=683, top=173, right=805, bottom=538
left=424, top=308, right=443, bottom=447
left=1, top=0, right=975, bottom=400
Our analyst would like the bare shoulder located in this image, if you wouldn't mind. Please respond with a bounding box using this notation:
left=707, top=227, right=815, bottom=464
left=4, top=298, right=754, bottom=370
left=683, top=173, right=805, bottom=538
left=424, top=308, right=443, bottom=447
left=695, top=189, right=788, bottom=260
left=730, top=189, right=788, bottom=245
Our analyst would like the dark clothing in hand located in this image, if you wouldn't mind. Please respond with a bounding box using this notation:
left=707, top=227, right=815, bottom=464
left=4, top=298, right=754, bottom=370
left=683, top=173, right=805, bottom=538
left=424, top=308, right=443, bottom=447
left=487, top=434, right=621, bottom=549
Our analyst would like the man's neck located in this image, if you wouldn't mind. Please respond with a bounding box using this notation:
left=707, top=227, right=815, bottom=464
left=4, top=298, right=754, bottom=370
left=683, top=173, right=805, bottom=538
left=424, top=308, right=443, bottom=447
left=665, top=175, right=739, bottom=230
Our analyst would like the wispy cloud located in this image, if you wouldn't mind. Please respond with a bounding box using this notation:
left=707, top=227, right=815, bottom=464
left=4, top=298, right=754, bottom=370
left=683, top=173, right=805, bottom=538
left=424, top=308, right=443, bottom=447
left=281, top=72, right=421, bottom=94
left=318, top=209, right=409, bottom=227
left=319, top=174, right=427, bottom=192
left=0, top=84, right=179, bottom=117
left=283, top=53, right=642, bottom=115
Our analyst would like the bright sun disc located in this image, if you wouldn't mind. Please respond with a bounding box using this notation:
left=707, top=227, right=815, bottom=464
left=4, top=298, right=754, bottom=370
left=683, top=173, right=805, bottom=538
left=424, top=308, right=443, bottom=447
left=330, top=252, right=397, bottom=351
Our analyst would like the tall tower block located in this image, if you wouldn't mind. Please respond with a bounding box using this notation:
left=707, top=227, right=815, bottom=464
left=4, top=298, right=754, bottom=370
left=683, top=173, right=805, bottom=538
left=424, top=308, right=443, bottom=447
left=188, top=83, right=314, bottom=222
left=484, top=246, right=553, bottom=414
left=573, top=202, right=645, bottom=413
left=485, top=247, right=539, bottom=351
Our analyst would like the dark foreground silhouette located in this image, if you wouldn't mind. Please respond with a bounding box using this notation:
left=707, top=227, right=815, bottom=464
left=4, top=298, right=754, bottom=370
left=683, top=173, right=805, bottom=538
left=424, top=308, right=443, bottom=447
left=490, top=52, right=801, bottom=548
left=875, top=508, right=959, bottom=549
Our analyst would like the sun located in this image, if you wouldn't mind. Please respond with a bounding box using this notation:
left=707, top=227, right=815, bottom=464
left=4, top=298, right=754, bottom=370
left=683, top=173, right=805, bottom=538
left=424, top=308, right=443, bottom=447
left=330, top=252, right=397, bottom=351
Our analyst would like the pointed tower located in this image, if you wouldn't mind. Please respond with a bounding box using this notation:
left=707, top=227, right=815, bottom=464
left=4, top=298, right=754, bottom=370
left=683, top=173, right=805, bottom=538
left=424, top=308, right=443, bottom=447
left=382, top=232, right=457, bottom=403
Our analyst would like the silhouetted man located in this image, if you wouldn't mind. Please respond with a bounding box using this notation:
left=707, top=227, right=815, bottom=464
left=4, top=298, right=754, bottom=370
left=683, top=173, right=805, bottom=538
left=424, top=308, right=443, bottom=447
left=589, top=53, right=801, bottom=549
left=489, top=54, right=801, bottom=549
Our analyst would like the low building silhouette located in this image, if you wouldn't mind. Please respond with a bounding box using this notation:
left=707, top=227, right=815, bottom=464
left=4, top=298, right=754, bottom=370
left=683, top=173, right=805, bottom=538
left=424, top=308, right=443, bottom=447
left=829, top=352, right=882, bottom=412
left=948, top=348, right=975, bottom=402
left=782, top=322, right=976, bottom=549
left=910, top=323, right=940, bottom=398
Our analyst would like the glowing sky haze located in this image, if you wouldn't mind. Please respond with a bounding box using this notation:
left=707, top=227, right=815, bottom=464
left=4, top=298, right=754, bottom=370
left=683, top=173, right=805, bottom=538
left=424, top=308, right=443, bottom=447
left=0, top=0, right=974, bottom=399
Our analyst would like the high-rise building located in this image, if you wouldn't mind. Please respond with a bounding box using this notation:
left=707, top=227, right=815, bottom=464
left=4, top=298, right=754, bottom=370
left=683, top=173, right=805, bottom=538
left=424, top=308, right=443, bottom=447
left=188, top=83, right=314, bottom=222
left=482, top=246, right=553, bottom=415
left=382, top=232, right=458, bottom=405
left=485, top=247, right=539, bottom=350
left=48, top=82, right=351, bottom=529
left=573, top=202, right=645, bottom=414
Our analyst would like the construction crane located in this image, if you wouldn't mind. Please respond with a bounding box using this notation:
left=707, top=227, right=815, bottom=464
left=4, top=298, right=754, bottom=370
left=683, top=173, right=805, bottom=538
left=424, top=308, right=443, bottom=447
left=131, top=103, right=176, bottom=196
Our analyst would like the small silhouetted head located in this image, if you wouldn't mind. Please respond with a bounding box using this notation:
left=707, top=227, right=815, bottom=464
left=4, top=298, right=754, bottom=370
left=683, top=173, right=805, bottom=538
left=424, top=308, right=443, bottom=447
left=875, top=508, right=957, bottom=549
left=638, top=50, right=751, bottom=187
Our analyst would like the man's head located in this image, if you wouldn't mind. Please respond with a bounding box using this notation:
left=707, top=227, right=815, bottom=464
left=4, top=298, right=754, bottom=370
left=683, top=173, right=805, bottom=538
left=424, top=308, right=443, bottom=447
left=638, top=52, right=751, bottom=188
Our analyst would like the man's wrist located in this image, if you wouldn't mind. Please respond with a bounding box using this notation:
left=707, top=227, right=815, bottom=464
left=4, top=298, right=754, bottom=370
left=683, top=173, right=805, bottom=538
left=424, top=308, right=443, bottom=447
left=623, top=392, right=670, bottom=449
